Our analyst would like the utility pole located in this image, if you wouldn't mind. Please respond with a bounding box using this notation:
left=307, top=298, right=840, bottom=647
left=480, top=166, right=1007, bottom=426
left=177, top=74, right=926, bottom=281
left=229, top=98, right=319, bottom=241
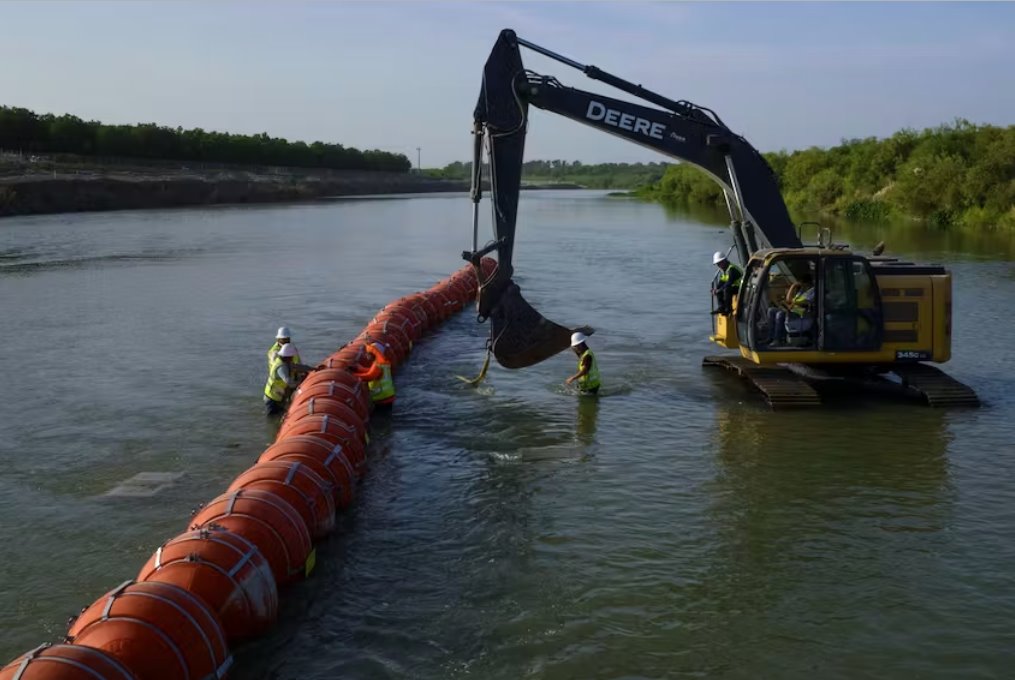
left=416, top=147, right=421, bottom=172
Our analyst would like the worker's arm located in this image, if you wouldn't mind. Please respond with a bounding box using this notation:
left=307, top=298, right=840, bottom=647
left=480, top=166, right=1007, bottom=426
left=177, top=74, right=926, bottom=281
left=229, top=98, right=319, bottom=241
left=785, top=282, right=801, bottom=306
left=565, top=355, right=592, bottom=385
left=351, top=362, right=382, bottom=382
left=277, top=363, right=299, bottom=388
left=291, top=362, right=317, bottom=375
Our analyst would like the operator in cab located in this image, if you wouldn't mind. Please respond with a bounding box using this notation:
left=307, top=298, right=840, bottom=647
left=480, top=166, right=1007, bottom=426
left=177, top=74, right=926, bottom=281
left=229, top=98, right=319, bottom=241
left=267, top=326, right=302, bottom=368
left=263, top=343, right=316, bottom=416
left=769, top=272, right=816, bottom=346
left=711, top=251, right=743, bottom=316
left=565, top=332, right=601, bottom=395
left=350, top=342, right=396, bottom=409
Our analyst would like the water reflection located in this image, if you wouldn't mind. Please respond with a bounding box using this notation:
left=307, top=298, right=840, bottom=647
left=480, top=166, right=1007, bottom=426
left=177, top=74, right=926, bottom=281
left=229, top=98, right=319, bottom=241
left=574, top=396, right=600, bottom=450
left=684, top=403, right=954, bottom=669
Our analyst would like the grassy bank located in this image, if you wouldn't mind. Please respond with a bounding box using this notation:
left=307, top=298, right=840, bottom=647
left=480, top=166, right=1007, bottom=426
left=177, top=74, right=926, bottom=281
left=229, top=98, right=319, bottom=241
left=638, top=120, right=1015, bottom=231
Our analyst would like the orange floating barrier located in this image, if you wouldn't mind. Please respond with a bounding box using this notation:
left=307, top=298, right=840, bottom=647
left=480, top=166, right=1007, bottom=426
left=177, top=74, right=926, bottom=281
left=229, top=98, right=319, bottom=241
left=411, top=294, right=440, bottom=327
left=373, top=309, right=420, bottom=342
left=289, top=381, right=370, bottom=422
left=258, top=436, right=357, bottom=509
left=280, top=397, right=367, bottom=444
left=137, top=526, right=278, bottom=642
left=190, top=489, right=314, bottom=586
left=396, top=294, right=434, bottom=331
left=358, top=323, right=410, bottom=365
left=0, top=643, right=137, bottom=680
left=1, top=263, right=489, bottom=670
left=428, top=289, right=459, bottom=319
left=299, top=367, right=363, bottom=391
left=66, top=580, right=231, bottom=680
left=227, top=461, right=336, bottom=540
left=275, top=415, right=366, bottom=471
left=328, top=341, right=368, bottom=365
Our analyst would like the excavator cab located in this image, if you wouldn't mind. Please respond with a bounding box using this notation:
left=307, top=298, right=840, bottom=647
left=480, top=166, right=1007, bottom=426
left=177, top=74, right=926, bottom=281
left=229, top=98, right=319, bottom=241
left=714, top=249, right=885, bottom=362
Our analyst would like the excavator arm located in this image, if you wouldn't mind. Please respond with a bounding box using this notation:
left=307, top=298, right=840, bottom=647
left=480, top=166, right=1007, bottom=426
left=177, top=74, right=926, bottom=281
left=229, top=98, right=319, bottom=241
left=463, top=29, right=801, bottom=369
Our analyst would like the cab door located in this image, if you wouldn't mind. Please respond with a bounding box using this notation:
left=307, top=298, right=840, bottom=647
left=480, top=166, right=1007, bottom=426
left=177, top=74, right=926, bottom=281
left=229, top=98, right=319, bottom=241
left=736, top=259, right=764, bottom=350
left=818, top=256, right=883, bottom=351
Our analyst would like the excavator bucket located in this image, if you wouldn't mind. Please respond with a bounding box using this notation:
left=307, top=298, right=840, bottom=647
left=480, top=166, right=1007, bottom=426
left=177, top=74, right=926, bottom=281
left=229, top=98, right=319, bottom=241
left=486, top=280, right=593, bottom=369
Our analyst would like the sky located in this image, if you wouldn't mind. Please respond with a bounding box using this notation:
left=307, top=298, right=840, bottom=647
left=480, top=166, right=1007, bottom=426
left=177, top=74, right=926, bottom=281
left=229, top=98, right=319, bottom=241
left=0, top=1, right=1012, bottom=167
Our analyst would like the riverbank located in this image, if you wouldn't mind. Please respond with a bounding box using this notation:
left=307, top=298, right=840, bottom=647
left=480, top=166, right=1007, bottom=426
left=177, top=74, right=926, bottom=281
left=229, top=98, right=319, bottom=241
left=0, top=167, right=473, bottom=218
left=0, top=167, right=589, bottom=218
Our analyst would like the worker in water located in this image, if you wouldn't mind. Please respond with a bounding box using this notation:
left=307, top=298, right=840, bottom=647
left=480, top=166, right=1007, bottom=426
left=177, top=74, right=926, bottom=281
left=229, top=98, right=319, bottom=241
left=565, top=332, right=601, bottom=395
left=350, top=341, right=396, bottom=409
left=711, top=251, right=743, bottom=315
left=263, top=343, right=315, bottom=416
left=267, top=326, right=301, bottom=367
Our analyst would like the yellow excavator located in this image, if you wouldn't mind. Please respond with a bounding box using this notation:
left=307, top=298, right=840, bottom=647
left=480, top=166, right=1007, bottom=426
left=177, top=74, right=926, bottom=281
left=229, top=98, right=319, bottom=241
left=461, top=29, right=978, bottom=408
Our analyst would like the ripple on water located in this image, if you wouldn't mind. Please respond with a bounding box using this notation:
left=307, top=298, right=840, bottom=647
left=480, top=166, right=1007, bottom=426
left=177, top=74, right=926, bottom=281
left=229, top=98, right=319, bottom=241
left=2, top=194, right=1014, bottom=678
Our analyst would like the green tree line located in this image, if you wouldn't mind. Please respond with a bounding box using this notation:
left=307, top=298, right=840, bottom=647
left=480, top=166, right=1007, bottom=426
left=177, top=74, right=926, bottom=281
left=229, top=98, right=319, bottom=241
left=639, top=120, right=1015, bottom=231
left=0, top=105, right=411, bottom=172
left=424, top=159, right=669, bottom=189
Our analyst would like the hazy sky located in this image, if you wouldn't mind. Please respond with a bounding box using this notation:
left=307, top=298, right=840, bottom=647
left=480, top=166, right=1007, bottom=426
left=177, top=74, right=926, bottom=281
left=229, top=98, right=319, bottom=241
left=1, top=1, right=1012, bottom=167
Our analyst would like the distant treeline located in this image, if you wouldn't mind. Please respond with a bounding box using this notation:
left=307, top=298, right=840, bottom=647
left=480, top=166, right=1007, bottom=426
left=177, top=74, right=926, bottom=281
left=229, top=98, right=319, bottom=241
left=0, top=106, right=411, bottom=172
left=639, top=120, right=1015, bottom=231
left=424, top=159, right=669, bottom=189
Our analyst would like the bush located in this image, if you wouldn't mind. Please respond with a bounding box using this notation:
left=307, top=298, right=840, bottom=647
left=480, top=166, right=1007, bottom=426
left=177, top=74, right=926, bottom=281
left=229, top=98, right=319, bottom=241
left=642, top=120, right=1015, bottom=232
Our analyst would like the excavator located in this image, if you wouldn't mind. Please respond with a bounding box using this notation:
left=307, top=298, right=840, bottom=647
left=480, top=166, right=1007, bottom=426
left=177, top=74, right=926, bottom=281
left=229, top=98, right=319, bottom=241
left=461, top=29, right=979, bottom=408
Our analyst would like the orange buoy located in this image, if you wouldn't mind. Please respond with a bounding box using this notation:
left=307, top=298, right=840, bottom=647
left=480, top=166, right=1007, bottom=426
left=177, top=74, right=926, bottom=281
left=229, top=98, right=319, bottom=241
left=290, top=381, right=369, bottom=424
left=412, top=294, right=440, bottom=326
left=257, top=458, right=357, bottom=511
left=428, top=289, right=458, bottom=318
left=275, top=415, right=366, bottom=470
left=258, top=436, right=356, bottom=510
left=190, top=489, right=314, bottom=586
left=136, top=525, right=278, bottom=642
left=289, top=381, right=370, bottom=421
left=480, top=256, right=498, bottom=278
left=359, top=323, right=410, bottom=364
left=280, top=397, right=367, bottom=444
left=300, top=367, right=363, bottom=390
left=0, top=643, right=137, bottom=680
left=66, top=580, right=231, bottom=680
left=319, top=354, right=356, bottom=370
left=329, top=341, right=368, bottom=364
left=376, top=308, right=422, bottom=341
left=396, top=294, right=433, bottom=331
left=227, top=461, right=336, bottom=540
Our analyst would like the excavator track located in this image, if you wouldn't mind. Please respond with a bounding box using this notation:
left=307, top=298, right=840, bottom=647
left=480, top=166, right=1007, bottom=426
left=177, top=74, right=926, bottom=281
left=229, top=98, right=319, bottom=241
left=891, top=363, right=980, bottom=407
left=702, top=355, right=822, bottom=409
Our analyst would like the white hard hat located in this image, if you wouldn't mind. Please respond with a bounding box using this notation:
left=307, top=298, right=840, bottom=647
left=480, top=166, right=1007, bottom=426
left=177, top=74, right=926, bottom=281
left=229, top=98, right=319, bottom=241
left=570, top=332, right=588, bottom=347
left=276, top=326, right=291, bottom=339
left=278, top=343, right=297, bottom=358
left=713, top=251, right=727, bottom=265
left=370, top=342, right=388, bottom=354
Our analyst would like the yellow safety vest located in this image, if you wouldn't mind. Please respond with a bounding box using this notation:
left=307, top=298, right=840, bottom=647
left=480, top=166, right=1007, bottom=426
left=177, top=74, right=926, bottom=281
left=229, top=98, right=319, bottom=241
left=368, top=362, right=396, bottom=402
left=577, top=349, right=601, bottom=393
left=263, top=357, right=290, bottom=402
left=791, top=288, right=814, bottom=317
left=718, top=263, right=743, bottom=285
left=267, top=342, right=301, bottom=367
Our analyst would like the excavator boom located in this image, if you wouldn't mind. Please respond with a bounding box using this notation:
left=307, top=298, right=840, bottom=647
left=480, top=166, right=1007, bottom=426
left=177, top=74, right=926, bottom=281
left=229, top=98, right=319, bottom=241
left=464, top=29, right=800, bottom=369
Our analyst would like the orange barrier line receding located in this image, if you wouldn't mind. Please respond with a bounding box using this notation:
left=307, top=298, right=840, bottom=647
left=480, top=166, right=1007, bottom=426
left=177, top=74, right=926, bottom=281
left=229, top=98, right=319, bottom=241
left=0, top=258, right=497, bottom=680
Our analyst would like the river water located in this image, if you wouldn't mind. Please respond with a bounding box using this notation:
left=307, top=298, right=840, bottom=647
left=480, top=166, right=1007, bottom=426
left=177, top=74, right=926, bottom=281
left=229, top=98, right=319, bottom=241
left=1, top=191, right=1013, bottom=678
